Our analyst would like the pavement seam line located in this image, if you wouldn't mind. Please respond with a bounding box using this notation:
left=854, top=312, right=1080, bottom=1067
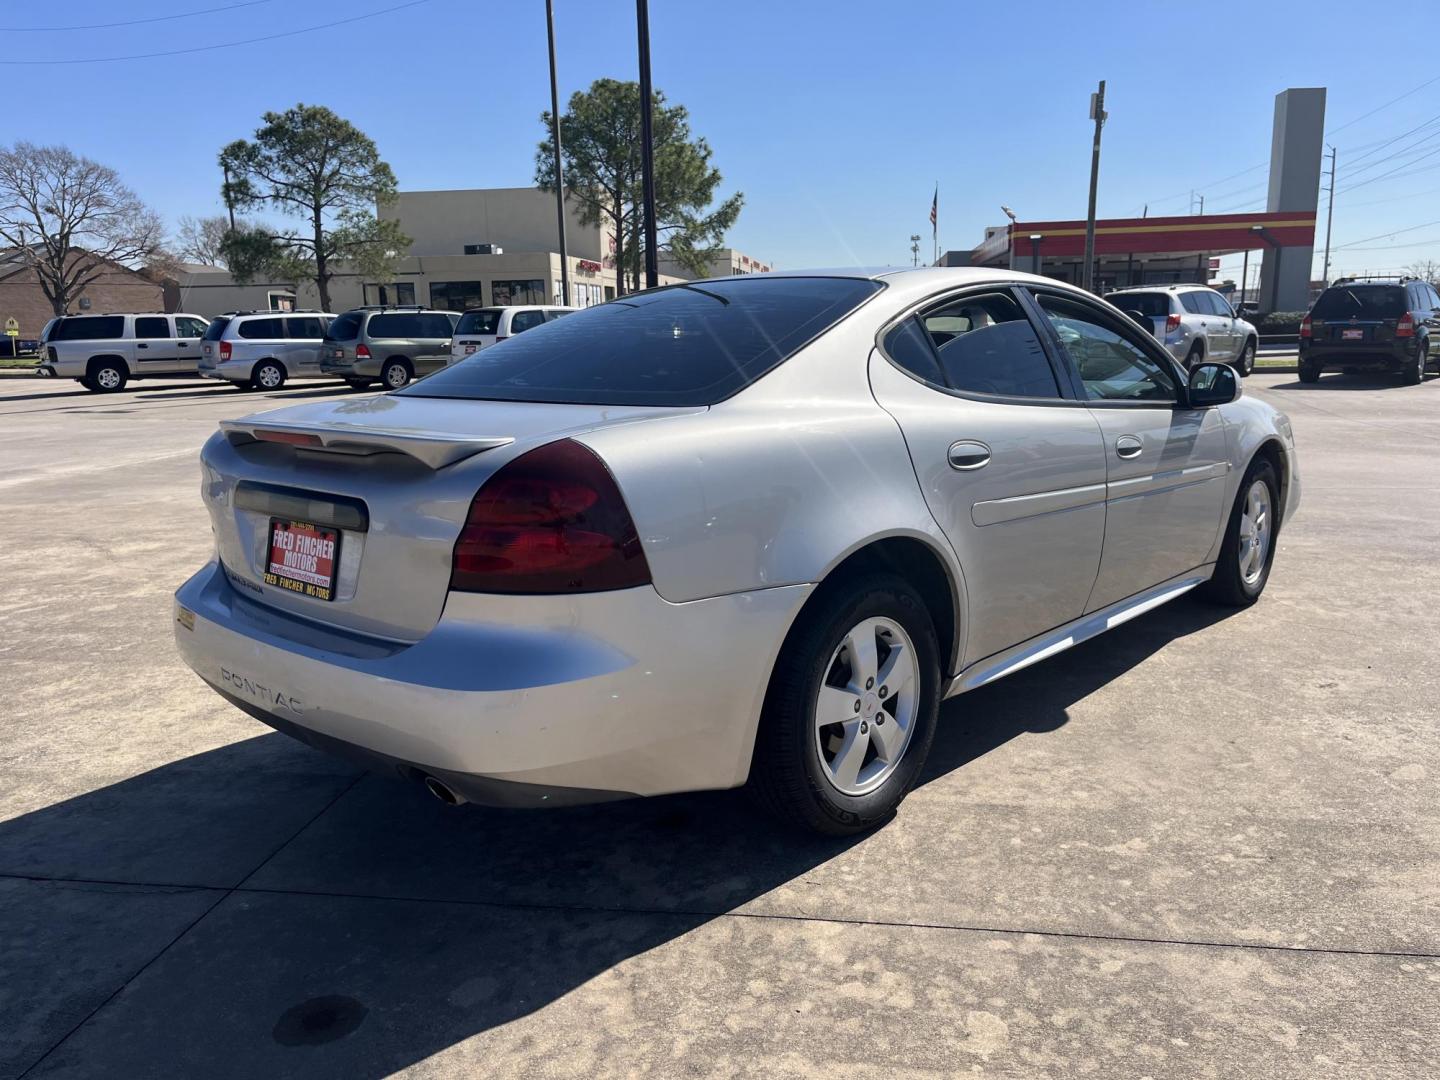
left=12, top=772, right=366, bottom=1079
left=4, top=868, right=1434, bottom=964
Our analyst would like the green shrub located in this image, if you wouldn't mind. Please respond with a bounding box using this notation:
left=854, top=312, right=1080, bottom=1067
left=1255, top=311, right=1306, bottom=334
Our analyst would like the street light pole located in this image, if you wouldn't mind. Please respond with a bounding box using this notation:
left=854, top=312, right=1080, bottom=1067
left=1030, top=233, right=1044, bottom=276
left=1322, top=144, right=1337, bottom=285
left=636, top=0, right=659, bottom=291
left=546, top=0, right=570, bottom=306
left=909, top=234, right=920, bottom=267
left=1082, top=79, right=1106, bottom=293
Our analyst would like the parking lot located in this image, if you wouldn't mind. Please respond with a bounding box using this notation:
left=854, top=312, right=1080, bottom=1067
left=1, top=369, right=1436, bottom=1077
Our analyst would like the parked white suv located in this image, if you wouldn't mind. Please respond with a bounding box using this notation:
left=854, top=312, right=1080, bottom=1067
left=36, top=312, right=212, bottom=392
left=448, top=305, right=576, bottom=364
left=1104, top=285, right=1258, bottom=375
left=198, top=311, right=335, bottom=391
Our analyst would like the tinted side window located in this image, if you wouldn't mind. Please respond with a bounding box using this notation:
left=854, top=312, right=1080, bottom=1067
left=511, top=310, right=546, bottom=334
left=1038, top=294, right=1177, bottom=403
left=456, top=309, right=502, bottom=335
left=882, top=316, right=946, bottom=386
left=921, top=291, right=1059, bottom=399
left=1207, top=292, right=1233, bottom=317
left=367, top=314, right=423, bottom=338
left=1179, top=292, right=1208, bottom=315
left=1427, top=285, right=1440, bottom=310
left=134, top=316, right=170, bottom=339
left=545, top=309, right=574, bottom=322
left=1106, top=293, right=1169, bottom=318
left=419, top=313, right=455, bottom=338
left=176, top=317, right=209, bottom=338
left=238, top=317, right=283, bottom=339
left=286, top=317, right=324, bottom=339
left=51, top=316, right=125, bottom=341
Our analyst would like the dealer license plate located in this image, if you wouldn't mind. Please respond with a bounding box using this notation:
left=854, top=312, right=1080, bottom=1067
left=264, top=518, right=340, bottom=601
left=1342, top=328, right=1364, bottom=340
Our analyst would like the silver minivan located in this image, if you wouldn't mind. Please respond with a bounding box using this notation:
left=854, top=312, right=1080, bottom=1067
left=198, top=311, right=335, bottom=391
left=320, top=306, right=461, bottom=389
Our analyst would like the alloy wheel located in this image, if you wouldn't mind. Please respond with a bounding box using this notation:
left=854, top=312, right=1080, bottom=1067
left=96, top=367, right=121, bottom=390
left=1237, top=479, right=1272, bottom=585
left=258, top=365, right=282, bottom=389
left=813, top=617, right=919, bottom=796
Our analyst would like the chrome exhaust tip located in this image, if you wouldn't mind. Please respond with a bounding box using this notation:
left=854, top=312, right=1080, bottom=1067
left=422, top=775, right=465, bottom=806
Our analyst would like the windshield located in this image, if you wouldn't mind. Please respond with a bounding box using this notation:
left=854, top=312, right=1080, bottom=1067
left=324, top=311, right=364, bottom=341
left=1312, top=286, right=1407, bottom=320
left=456, top=309, right=503, bottom=335
left=400, top=277, right=883, bottom=406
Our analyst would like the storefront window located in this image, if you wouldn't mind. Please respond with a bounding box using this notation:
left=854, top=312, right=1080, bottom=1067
left=492, top=279, right=545, bottom=306
left=430, top=281, right=485, bottom=312
left=364, top=282, right=416, bottom=306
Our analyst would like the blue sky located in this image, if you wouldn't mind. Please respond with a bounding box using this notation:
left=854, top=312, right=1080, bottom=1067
left=7, top=0, right=1440, bottom=280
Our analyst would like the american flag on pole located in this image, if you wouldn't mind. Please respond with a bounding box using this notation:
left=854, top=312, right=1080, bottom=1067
left=929, top=186, right=937, bottom=230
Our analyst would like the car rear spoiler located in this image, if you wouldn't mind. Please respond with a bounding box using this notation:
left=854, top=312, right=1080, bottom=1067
left=218, top=418, right=513, bottom=469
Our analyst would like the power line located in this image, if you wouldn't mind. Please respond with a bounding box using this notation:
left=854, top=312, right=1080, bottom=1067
left=1342, top=183, right=1440, bottom=210
left=0, top=0, right=434, bottom=64
left=1339, top=110, right=1440, bottom=168
left=1337, top=146, right=1440, bottom=194
left=1326, top=73, right=1440, bottom=137
left=1, top=0, right=277, bottom=32
left=1333, top=217, right=1440, bottom=250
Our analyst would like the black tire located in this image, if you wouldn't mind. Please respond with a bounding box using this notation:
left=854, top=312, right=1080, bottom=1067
left=86, top=359, right=127, bottom=393
left=1298, top=359, right=1321, bottom=383
left=1400, top=340, right=1425, bottom=385
left=344, top=378, right=374, bottom=390
left=78, top=375, right=97, bottom=391
left=748, top=573, right=941, bottom=835
left=1185, top=343, right=1204, bottom=371
left=1203, top=458, right=1280, bottom=608
left=381, top=358, right=412, bottom=390
left=251, top=360, right=286, bottom=391
left=1236, top=338, right=1256, bottom=377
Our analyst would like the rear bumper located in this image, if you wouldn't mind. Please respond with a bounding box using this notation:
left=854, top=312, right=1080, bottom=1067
left=173, top=561, right=809, bottom=804
left=320, top=358, right=381, bottom=378
left=1299, top=341, right=1409, bottom=368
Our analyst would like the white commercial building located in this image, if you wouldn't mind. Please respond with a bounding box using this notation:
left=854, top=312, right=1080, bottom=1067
left=177, top=187, right=766, bottom=318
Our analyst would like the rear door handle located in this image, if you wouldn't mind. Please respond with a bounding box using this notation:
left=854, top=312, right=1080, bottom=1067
left=1115, top=435, right=1143, bottom=460
left=948, top=440, right=991, bottom=470
left=136, top=343, right=149, bottom=349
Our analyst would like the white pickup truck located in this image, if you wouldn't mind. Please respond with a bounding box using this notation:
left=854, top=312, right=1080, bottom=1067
left=37, top=312, right=212, bottom=392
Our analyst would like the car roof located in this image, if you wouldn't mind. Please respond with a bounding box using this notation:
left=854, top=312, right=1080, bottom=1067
left=1105, top=284, right=1210, bottom=294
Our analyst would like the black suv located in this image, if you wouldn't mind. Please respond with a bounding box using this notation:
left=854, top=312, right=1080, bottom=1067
left=1299, top=276, right=1440, bottom=384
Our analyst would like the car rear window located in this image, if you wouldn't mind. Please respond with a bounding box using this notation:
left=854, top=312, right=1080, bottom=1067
left=50, top=316, right=125, bottom=341
left=457, top=309, right=502, bottom=335
left=400, top=277, right=884, bottom=407
left=1105, top=293, right=1169, bottom=318
left=202, top=318, right=230, bottom=342
left=1312, top=285, right=1407, bottom=319
left=324, top=312, right=364, bottom=341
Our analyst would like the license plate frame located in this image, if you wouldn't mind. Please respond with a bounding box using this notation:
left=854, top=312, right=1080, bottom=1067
left=1342, top=328, right=1364, bottom=341
left=263, top=517, right=341, bottom=601
left=464, top=343, right=477, bottom=354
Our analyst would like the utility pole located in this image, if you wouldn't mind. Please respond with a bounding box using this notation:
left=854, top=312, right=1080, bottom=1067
left=1197, top=193, right=1204, bottom=215
left=1322, top=144, right=1337, bottom=285
left=546, top=0, right=570, bottom=306
left=636, top=0, right=659, bottom=290
left=1083, top=79, right=1106, bottom=293
left=909, top=234, right=920, bottom=267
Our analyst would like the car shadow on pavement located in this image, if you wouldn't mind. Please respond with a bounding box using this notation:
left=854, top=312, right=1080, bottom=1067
left=2, top=596, right=1232, bottom=1076
left=1266, top=372, right=1434, bottom=391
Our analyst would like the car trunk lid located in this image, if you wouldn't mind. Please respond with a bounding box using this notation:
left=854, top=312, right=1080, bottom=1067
left=203, top=395, right=699, bottom=641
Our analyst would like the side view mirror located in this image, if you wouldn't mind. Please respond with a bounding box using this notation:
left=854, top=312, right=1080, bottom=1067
left=1188, top=362, right=1240, bottom=406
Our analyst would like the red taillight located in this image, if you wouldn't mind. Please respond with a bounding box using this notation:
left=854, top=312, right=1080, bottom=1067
left=450, top=439, right=650, bottom=594
left=1165, top=313, right=1182, bottom=333
left=1300, top=316, right=1312, bottom=339
left=253, top=429, right=323, bottom=447
left=219, top=340, right=232, bottom=361
left=355, top=343, right=371, bottom=359
left=1396, top=313, right=1415, bottom=338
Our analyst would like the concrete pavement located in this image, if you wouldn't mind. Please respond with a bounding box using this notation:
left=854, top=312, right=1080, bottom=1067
left=1, top=371, right=1437, bottom=1077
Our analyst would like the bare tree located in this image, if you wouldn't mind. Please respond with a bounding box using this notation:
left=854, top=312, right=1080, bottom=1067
left=0, top=142, right=165, bottom=315
left=173, top=214, right=252, bottom=268
left=1405, top=258, right=1440, bottom=286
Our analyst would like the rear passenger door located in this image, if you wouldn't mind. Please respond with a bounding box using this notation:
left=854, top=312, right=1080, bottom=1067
left=1031, top=291, right=1229, bottom=610
left=133, top=315, right=183, bottom=371
left=284, top=316, right=326, bottom=373
left=867, top=286, right=1110, bottom=665
left=1204, top=292, right=1238, bottom=360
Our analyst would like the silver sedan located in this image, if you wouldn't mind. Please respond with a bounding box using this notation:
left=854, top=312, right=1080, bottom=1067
left=173, top=268, right=1299, bottom=835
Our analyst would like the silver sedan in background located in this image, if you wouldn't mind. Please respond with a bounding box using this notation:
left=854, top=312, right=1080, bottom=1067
left=173, top=268, right=1298, bottom=835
